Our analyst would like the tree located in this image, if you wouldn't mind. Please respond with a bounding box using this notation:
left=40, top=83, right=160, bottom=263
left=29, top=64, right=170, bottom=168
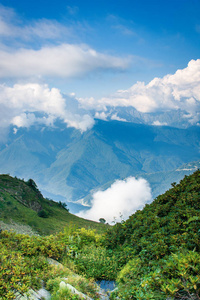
left=58, top=201, right=69, bottom=211
left=26, top=179, right=38, bottom=191
left=99, top=218, right=106, bottom=224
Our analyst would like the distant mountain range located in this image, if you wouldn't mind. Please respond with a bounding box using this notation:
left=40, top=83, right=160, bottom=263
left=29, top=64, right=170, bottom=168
left=0, top=120, right=200, bottom=212
left=104, top=107, right=196, bottom=128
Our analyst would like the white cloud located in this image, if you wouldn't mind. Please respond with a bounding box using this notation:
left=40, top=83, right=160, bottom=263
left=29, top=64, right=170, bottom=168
left=152, top=120, right=168, bottom=126
left=78, top=59, right=200, bottom=125
left=77, top=177, right=152, bottom=223
left=0, top=83, right=94, bottom=134
left=0, top=5, right=130, bottom=80
left=0, top=44, right=130, bottom=79
left=111, top=113, right=127, bottom=122
left=94, top=111, right=108, bottom=121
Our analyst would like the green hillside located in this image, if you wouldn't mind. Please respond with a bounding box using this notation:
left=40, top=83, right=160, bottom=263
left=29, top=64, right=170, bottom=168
left=0, top=174, right=106, bottom=235
left=105, top=169, right=200, bottom=254
left=104, top=170, right=200, bottom=299
left=1, top=171, right=200, bottom=299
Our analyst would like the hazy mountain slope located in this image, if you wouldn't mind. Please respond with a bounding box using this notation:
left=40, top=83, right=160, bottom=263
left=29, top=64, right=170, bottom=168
left=0, top=120, right=200, bottom=206
left=136, top=159, right=200, bottom=198
left=43, top=121, right=200, bottom=201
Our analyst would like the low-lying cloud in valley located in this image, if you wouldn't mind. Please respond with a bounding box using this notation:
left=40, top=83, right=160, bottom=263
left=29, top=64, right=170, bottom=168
left=77, top=177, right=152, bottom=224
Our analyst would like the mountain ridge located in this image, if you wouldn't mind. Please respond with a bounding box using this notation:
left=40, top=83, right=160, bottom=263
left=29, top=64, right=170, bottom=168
left=0, top=120, right=200, bottom=210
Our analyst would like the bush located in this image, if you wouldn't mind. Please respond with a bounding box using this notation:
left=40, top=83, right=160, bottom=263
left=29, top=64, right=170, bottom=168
left=38, top=209, right=49, bottom=218
left=115, top=250, right=200, bottom=300
left=74, top=244, right=119, bottom=280
left=141, top=250, right=200, bottom=300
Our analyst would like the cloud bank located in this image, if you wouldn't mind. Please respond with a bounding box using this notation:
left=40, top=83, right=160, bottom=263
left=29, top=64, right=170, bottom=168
left=0, top=83, right=94, bottom=134
left=0, top=59, right=200, bottom=138
left=78, top=59, right=200, bottom=125
left=77, top=177, right=152, bottom=224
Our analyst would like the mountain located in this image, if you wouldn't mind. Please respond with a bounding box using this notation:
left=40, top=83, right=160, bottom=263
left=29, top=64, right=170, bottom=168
left=0, top=120, right=200, bottom=210
left=106, top=106, right=195, bottom=128
left=135, top=159, right=200, bottom=198
left=0, top=174, right=106, bottom=235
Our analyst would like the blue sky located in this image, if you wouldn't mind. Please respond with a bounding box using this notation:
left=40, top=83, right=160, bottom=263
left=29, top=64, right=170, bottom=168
left=0, top=0, right=200, bottom=135
left=1, top=0, right=200, bottom=94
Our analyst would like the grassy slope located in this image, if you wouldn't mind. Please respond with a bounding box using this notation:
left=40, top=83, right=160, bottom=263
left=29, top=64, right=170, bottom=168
left=0, top=174, right=106, bottom=235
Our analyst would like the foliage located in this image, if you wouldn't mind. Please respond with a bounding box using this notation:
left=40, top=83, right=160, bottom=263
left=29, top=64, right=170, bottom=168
left=1, top=171, right=200, bottom=299
left=26, top=178, right=39, bottom=191
left=104, top=171, right=200, bottom=257
left=99, top=218, right=106, bottom=224
left=143, top=250, right=200, bottom=300
left=0, top=174, right=108, bottom=235
left=46, top=275, right=99, bottom=299
left=0, top=237, right=50, bottom=299
left=0, top=230, right=100, bottom=299
left=115, top=250, right=200, bottom=300
left=74, top=244, right=119, bottom=280
left=106, top=170, right=200, bottom=299
left=58, top=201, right=69, bottom=211
left=115, top=256, right=152, bottom=299
left=37, top=209, right=49, bottom=218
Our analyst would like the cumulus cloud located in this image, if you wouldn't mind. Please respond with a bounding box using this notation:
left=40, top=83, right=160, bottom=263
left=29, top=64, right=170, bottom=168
left=77, top=177, right=152, bottom=224
left=0, top=44, right=130, bottom=79
left=77, top=59, right=200, bottom=125
left=0, top=83, right=94, bottom=135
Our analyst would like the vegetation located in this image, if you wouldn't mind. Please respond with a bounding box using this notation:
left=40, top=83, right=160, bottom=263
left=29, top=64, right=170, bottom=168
left=0, top=174, right=107, bottom=235
left=105, top=170, right=200, bottom=299
left=0, top=170, right=200, bottom=299
left=0, top=230, right=100, bottom=299
left=99, top=218, right=106, bottom=224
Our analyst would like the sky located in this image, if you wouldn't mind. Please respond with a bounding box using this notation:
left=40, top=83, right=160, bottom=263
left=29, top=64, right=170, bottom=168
left=0, top=0, right=200, bottom=221
left=0, top=0, right=200, bottom=134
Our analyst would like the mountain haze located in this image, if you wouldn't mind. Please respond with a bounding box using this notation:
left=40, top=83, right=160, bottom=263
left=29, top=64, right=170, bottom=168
left=0, top=120, right=200, bottom=210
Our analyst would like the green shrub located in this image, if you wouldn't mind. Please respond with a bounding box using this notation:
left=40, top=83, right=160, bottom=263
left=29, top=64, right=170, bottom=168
left=115, top=250, right=200, bottom=300
left=141, top=250, right=200, bottom=300
left=74, top=244, right=119, bottom=280
left=38, top=209, right=49, bottom=218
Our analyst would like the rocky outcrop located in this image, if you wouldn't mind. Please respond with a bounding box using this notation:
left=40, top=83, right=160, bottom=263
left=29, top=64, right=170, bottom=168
left=15, top=287, right=51, bottom=300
